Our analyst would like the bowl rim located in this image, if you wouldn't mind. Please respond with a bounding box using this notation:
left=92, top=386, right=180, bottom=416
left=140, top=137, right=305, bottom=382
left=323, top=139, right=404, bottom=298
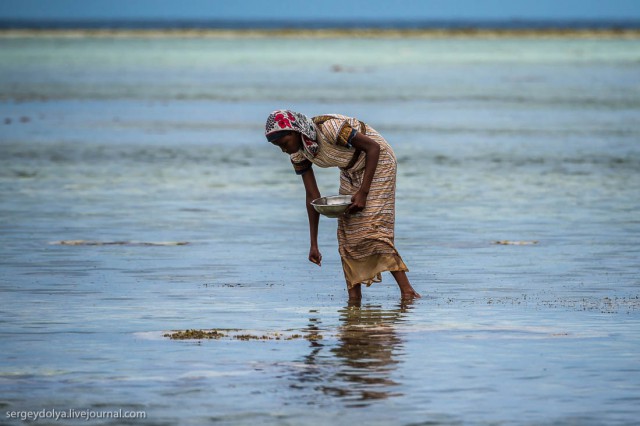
left=310, top=195, right=352, bottom=206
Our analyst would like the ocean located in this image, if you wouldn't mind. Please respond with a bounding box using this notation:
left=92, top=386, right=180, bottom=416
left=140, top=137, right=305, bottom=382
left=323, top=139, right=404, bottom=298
left=1, top=33, right=639, bottom=425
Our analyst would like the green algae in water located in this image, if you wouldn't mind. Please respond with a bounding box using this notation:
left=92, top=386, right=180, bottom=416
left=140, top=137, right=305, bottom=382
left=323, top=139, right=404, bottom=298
left=164, top=329, right=228, bottom=340
left=164, top=329, right=323, bottom=341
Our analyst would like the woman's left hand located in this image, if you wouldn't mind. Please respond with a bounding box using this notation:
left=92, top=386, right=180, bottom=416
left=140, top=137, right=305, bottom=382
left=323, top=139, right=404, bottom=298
left=346, top=190, right=367, bottom=215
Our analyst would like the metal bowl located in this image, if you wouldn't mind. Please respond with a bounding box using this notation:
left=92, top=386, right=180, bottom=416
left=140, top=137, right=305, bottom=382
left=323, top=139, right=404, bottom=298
left=311, top=195, right=352, bottom=218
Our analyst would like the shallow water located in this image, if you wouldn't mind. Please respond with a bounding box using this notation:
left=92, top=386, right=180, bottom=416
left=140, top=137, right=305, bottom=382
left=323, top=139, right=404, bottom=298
left=1, top=36, right=640, bottom=425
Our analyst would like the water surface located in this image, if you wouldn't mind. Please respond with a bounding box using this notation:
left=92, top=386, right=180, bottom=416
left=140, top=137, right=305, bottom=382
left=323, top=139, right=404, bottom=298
left=1, top=35, right=639, bottom=425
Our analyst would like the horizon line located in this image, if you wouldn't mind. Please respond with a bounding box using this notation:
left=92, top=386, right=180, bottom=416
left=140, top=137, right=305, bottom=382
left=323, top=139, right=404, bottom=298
left=2, top=17, right=640, bottom=31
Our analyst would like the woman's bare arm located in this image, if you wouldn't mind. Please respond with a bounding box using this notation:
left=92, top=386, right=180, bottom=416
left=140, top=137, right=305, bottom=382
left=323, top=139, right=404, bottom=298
left=346, top=132, right=380, bottom=214
left=301, top=167, right=322, bottom=266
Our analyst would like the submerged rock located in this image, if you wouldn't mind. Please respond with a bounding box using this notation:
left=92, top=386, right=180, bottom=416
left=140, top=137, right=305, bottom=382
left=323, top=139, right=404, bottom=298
left=494, top=240, right=538, bottom=245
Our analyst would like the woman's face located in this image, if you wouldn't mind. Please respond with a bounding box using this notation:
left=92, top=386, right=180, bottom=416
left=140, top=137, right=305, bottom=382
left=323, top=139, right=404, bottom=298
left=270, top=131, right=302, bottom=155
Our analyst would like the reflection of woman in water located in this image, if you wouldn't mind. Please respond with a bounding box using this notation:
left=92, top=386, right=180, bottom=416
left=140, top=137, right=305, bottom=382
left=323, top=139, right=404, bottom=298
left=329, top=302, right=408, bottom=404
left=291, top=302, right=414, bottom=406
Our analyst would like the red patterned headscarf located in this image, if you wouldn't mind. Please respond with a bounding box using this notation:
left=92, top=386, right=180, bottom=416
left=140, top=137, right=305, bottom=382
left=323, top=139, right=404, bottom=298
left=265, top=110, right=319, bottom=157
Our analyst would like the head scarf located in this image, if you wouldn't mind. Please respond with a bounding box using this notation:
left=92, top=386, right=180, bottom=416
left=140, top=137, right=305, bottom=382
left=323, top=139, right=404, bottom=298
left=265, top=110, right=318, bottom=157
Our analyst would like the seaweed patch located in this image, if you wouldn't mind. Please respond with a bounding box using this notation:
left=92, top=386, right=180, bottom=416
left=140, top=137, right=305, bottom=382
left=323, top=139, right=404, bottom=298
left=51, top=240, right=189, bottom=246
left=164, top=329, right=323, bottom=341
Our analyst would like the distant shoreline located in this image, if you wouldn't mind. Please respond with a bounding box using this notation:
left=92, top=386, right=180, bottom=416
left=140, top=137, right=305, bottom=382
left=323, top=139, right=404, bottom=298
left=1, top=28, right=640, bottom=39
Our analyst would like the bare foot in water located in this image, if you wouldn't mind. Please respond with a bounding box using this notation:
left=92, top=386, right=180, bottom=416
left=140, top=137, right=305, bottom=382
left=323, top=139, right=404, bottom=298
left=391, top=270, right=422, bottom=299
left=400, top=287, right=422, bottom=299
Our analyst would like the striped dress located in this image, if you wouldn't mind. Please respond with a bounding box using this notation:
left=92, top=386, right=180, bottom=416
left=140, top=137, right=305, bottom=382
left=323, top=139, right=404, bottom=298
left=289, top=114, right=408, bottom=289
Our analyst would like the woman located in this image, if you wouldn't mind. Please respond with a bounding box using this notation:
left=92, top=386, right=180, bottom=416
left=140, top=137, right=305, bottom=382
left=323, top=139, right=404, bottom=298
left=265, top=110, right=420, bottom=300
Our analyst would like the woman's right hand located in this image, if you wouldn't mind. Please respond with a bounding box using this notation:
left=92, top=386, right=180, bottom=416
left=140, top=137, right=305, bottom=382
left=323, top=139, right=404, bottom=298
left=309, top=245, right=322, bottom=267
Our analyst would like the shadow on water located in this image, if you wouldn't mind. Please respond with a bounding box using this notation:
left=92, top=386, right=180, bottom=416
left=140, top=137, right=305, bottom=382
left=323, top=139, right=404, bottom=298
left=289, top=300, right=415, bottom=408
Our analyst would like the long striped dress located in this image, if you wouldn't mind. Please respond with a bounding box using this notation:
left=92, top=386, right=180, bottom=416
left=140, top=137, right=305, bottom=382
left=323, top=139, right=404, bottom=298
left=289, top=114, right=408, bottom=289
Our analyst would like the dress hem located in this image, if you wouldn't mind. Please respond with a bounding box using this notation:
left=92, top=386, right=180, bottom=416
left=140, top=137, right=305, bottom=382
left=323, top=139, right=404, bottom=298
left=341, top=254, right=409, bottom=289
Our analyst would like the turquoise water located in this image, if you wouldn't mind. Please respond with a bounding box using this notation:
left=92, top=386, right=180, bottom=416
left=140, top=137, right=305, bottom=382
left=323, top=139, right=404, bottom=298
left=1, top=36, right=640, bottom=425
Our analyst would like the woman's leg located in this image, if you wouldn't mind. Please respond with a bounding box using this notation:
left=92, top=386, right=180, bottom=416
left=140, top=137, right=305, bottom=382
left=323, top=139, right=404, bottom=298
left=347, top=283, right=362, bottom=301
left=391, top=271, right=421, bottom=299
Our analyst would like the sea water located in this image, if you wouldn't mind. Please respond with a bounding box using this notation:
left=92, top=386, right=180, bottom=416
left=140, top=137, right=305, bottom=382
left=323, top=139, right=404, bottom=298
left=1, top=35, right=639, bottom=425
